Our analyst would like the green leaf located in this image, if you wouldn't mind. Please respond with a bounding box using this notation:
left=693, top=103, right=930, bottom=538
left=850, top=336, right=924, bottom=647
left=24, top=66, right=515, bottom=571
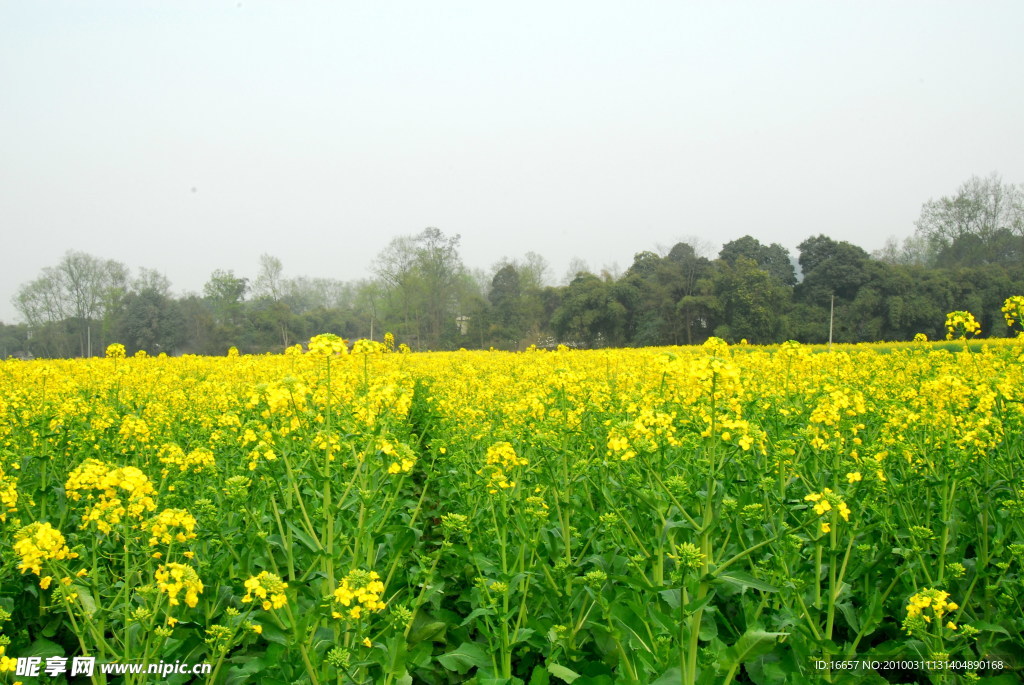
left=437, top=641, right=490, bottom=674
left=573, top=677, right=614, bottom=685
left=407, top=641, right=434, bottom=669
left=837, top=601, right=860, bottom=633
left=684, top=590, right=717, bottom=614
left=744, top=655, right=790, bottom=685
left=548, top=663, right=581, bottom=683
left=528, top=666, right=551, bottom=685
left=713, top=569, right=780, bottom=593
left=258, top=621, right=290, bottom=646
left=41, top=615, right=62, bottom=638
left=977, top=676, right=1023, bottom=685
left=408, top=620, right=447, bottom=644
left=971, top=621, right=1010, bottom=635
left=225, top=656, right=269, bottom=685
left=651, top=667, right=683, bottom=685
left=74, top=585, right=98, bottom=617
left=385, top=632, right=409, bottom=676
left=20, top=637, right=64, bottom=659
left=658, top=588, right=681, bottom=609
left=699, top=610, right=719, bottom=641
left=460, top=606, right=497, bottom=627
left=725, top=629, right=787, bottom=664
left=284, top=519, right=322, bottom=552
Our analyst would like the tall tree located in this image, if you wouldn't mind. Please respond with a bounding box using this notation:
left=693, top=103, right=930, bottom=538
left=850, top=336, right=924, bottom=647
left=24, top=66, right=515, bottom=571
left=711, top=256, right=789, bottom=343
left=253, top=254, right=285, bottom=301
left=796, top=235, right=872, bottom=304
left=374, top=228, right=469, bottom=349
left=915, top=173, right=1024, bottom=268
left=202, top=270, right=250, bottom=348
left=487, top=264, right=524, bottom=348
left=13, top=251, right=129, bottom=356
left=719, top=236, right=797, bottom=286
left=116, top=288, right=186, bottom=354
left=551, top=272, right=635, bottom=347
left=251, top=255, right=294, bottom=347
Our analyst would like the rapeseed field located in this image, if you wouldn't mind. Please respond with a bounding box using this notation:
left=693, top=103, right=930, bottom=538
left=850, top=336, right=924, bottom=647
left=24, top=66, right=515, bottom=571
left=1, top=323, right=1022, bottom=683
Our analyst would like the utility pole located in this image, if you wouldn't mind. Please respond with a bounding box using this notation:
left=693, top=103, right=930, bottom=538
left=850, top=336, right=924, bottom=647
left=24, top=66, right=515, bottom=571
left=828, top=295, right=834, bottom=349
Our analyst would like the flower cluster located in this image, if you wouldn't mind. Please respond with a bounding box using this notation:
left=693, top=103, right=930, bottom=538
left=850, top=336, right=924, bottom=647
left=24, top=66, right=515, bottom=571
left=330, top=570, right=386, bottom=620
left=606, top=430, right=635, bottom=461
left=804, top=488, right=851, bottom=534
left=243, top=571, right=288, bottom=611
left=307, top=333, right=348, bottom=356
left=0, top=644, right=15, bottom=673
left=351, top=338, right=385, bottom=355
left=105, top=343, right=126, bottom=359
left=477, top=441, right=528, bottom=493
left=0, top=463, right=18, bottom=522
left=944, top=310, right=981, bottom=340
left=441, top=512, right=472, bottom=538
left=146, top=508, right=198, bottom=546
left=118, top=414, right=153, bottom=447
left=379, top=437, right=416, bottom=475
left=155, top=563, right=204, bottom=608
left=158, top=444, right=216, bottom=475
left=14, top=522, right=78, bottom=575
left=669, top=542, right=706, bottom=572
left=1002, top=295, right=1024, bottom=331
left=902, top=588, right=959, bottom=635
left=65, top=460, right=157, bottom=533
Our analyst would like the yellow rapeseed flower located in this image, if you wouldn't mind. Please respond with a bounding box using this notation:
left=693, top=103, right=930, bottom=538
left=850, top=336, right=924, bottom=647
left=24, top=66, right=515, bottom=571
left=13, top=522, right=78, bottom=576
left=155, top=563, right=204, bottom=608
left=243, top=571, right=288, bottom=611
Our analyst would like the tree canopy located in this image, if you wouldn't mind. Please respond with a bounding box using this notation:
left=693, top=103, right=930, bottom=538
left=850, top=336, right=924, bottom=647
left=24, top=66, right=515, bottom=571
left=8, top=175, right=1024, bottom=357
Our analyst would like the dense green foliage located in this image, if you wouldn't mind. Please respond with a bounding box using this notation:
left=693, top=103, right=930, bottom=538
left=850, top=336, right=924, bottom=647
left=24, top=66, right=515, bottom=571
left=7, top=176, right=1024, bottom=357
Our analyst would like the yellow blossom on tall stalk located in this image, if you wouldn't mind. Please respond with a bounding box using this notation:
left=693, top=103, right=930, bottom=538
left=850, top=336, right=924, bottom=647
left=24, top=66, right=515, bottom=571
left=902, top=588, right=960, bottom=635
left=0, top=465, right=18, bottom=521
left=351, top=338, right=385, bottom=355
left=380, top=437, right=416, bottom=474
left=146, top=508, right=198, bottom=546
left=14, top=522, right=78, bottom=576
left=804, top=488, right=851, bottom=533
left=477, top=441, right=527, bottom=493
left=105, top=343, right=126, bottom=359
left=243, top=571, right=289, bottom=611
left=1002, top=295, right=1024, bottom=332
left=606, top=429, right=635, bottom=461
left=0, top=645, right=16, bottom=672
left=157, top=444, right=216, bottom=475
left=944, top=310, right=981, bottom=340
left=155, top=563, right=204, bottom=608
left=330, top=570, right=387, bottom=620
left=65, top=459, right=157, bottom=533
left=307, top=333, right=348, bottom=356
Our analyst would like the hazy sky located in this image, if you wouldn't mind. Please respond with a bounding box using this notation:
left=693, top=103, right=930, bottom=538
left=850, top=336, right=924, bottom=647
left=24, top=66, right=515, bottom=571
left=3, top=1, right=1024, bottom=323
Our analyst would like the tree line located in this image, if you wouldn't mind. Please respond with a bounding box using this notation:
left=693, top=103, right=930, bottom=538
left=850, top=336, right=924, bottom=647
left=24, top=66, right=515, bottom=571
left=4, top=173, right=1023, bottom=358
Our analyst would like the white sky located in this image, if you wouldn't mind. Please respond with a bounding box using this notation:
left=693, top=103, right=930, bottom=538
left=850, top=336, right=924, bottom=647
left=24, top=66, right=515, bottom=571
left=3, top=1, right=1024, bottom=323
